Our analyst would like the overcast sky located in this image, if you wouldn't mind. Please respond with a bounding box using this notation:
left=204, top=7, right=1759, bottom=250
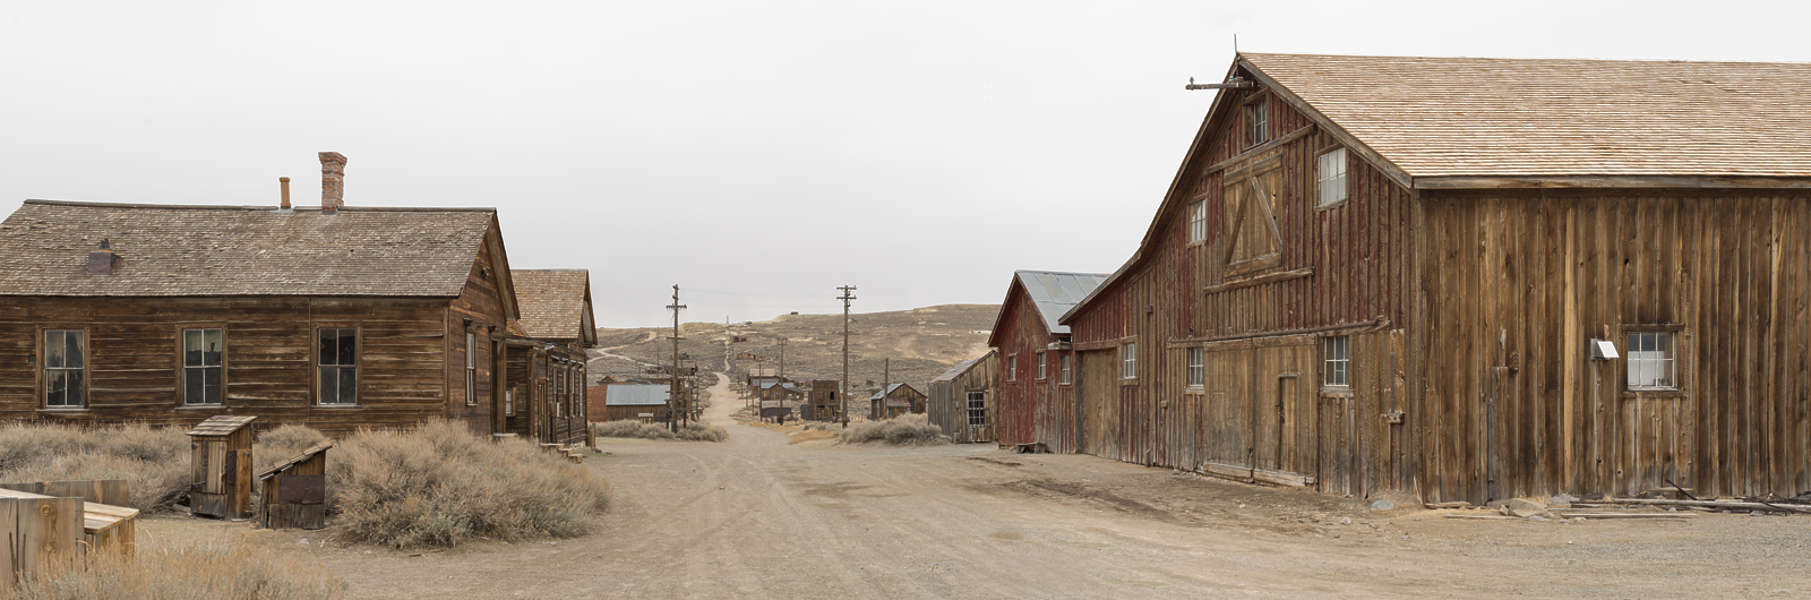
left=3, top=1, right=1806, bottom=327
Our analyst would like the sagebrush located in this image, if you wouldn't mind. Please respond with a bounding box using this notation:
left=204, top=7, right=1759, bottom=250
left=329, top=420, right=611, bottom=548
left=253, top=423, right=330, bottom=474
left=593, top=420, right=727, bottom=442
left=0, top=422, right=189, bottom=511
left=839, top=414, right=947, bottom=445
left=11, top=542, right=344, bottom=600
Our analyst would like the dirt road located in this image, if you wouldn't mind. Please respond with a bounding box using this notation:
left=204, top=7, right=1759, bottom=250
left=146, top=372, right=1811, bottom=598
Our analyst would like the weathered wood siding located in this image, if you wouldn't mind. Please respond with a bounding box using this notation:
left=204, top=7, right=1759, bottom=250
left=1420, top=189, right=1811, bottom=502
left=928, top=352, right=998, bottom=443
left=989, top=284, right=1077, bottom=452
left=447, top=239, right=509, bottom=434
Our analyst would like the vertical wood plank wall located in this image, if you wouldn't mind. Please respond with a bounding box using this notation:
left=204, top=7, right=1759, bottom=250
left=928, top=352, right=998, bottom=444
left=991, top=283, right=1078, bottom=453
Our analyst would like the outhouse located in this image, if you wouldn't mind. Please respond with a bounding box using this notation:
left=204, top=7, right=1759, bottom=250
left=187, top=415, right=257, bottom=519
left=257, top=441, right=331, bottom=530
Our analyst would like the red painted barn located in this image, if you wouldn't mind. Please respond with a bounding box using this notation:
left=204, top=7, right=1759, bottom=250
left=985, top=270, right=1108, bottom=452
left=1061, top=52, right=1811, bottom=504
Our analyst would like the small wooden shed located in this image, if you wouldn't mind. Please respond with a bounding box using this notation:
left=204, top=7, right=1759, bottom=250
left=805, top=379, right=840, bottom=421
left=257, top=441, right=331, bottom=530
left=188, top=415, right=256, bottom=519
left=869, top=383, right=926, bottom=420
left=928, top=351, right=998, bottom=443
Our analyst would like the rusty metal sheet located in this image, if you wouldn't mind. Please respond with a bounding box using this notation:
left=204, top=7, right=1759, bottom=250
left=277, top=475, right=325, bottom=504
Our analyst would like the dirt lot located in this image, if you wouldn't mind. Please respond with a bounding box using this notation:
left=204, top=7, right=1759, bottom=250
left=142, top=373, right=1811, bottom=598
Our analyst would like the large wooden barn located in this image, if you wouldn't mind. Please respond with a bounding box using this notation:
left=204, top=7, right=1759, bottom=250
left=503, top=269, right=598, bottom=446
left=987, top=270, right=1109, bottom=452
left=0, top=153, right=525, bottom=437
left=1057, top=53, right=1811, bottom=504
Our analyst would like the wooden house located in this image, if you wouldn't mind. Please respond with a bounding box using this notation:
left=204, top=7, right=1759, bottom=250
left=805, top=379, right=840, bottom=421
left=868, top=383, right=925, bottom=420
left=758, top=381, right=804, bottom=421
left=986, top=270, right=1109, bottom=452
left=1059, top=52, right=1811, bottom=504
left=928, top=351, right=998, bottom=443
left=601, top=383, right=670, bottom=422
left=0, top=153, right=521, bottom=437
left=745, top=367, right=781, bottom=390
left=502, top=269, right=597, bottom=446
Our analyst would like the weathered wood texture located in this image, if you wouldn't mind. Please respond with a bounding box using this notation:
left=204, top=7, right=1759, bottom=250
left=869, top=384, right=926, bottom=420
left=0, top=479, right=136, bottom=556
left=1419, top=189, right=1811, bottom=502
left=0, top=493, right=82, bottom=589
left=928, top=353, right=998, bottom=443
left=805, top=380, right=840, bottom=421
left=188, top=417, right=255, bottom=519
left=990, top=283, right=1078, bottom=453
left=257, top=442, right=329, bottom=530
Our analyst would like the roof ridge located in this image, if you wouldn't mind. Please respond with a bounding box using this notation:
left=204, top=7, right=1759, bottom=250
left=1014, top=269, right=1111, bottom=277
left=1238, top=51, right=1811, bottom=67
left=23, top=199, right=498, bottom=212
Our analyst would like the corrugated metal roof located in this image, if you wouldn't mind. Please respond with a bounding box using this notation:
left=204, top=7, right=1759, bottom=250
left=1015, top=270, right=1110, bottom=335
left=870, top=382, right=907, bottom=401
left=605, top=384, right=669, bottom=406
left=932, top=352, right=992, bottom=383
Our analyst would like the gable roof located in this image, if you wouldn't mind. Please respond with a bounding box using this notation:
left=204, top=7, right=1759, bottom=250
left=869, top=382, right=918, bottom=401
left=931, top=351, right=994, bottom=383
left=605, top=383, right=670, bottom=406
left=1240, top=52, right=1811, bottom=183
left=986, top=270, right=1109, bottom=345
left=0, top=200, right=507, bottom=301
left=510, top=269, right=596, bottom=345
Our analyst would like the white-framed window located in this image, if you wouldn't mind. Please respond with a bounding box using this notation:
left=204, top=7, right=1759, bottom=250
left=43, top=329, right=86, bottom=408
left=1059, top=354, right=1072, bottom=385
left=465, top=332, right=477, bottom=406
left=1189, top=199, right=1207, bottom=244
left=1187, top=347, right=1205, bottom=388
left=966, top=391, right=987, bottom=426
left=317, top=327, right=358, bottom=405
left=1007, top=353, right=1017, bottom=382
left=1627, top=331, right=1676, bottom=389
left=182, top=328, right=224, bottom=405
left=1323, top=335, right=1350, bottom=388
left=505, top=386, right=515, bottom=416
left=1248, top=99, right=1268, bottom=146
left=1317, top=147, right=1348, bottom=207
left=1036, top=351, right=1047, bottom=380
left=1121, top=342, right=1137, bottom=380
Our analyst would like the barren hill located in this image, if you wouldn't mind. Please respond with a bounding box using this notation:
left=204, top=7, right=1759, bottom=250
left=590, top=304, right=998, bottom=398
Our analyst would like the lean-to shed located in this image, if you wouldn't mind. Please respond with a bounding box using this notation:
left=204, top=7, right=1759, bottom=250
left=928, top=351, right=999, bottom=443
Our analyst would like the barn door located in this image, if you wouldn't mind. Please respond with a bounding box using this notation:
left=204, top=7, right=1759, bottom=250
left=1316, top=394, right=1354, bottom=495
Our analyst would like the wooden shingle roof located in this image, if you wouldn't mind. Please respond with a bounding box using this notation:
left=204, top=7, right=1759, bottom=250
left=0, top=200, right=497, bottom=297
left=1241, top=52, right=1811, bottom=182
left=509, top=269, right=592, bottom=342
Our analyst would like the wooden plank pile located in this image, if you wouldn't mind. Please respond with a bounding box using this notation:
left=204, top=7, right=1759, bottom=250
left=0, top=479, right=138, bottom=589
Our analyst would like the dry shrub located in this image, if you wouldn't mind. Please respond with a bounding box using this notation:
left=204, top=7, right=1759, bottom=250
left=253, top=424, right=331, bottom=474
left=0, top=422, right=189, bottom=511
left=13, top=541, right=344, bottom=599
left=593, top=420, right=727, bottom=442
left=839, top=414, right=947, bottom=445
left=329, top=420, right=610, bottom=549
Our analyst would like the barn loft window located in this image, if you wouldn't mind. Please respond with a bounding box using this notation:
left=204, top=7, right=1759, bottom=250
left=182, top=328, right=224, bottom=405
left=1059, top=354, right=1073, bottom=385
left=1317, top=147, right=1348, bottom=207
left=1627, top=331, right=1676, bottom=389
left=1007, top=354, right=1017, bottom=382
left=1036, top=351, right=1047, bottom=380
left=317, top=328, right=358, bottom=405
left=967, top=391, right=987, bottom=426
left=1187, top=347, right=1205, bottom=388
left=1121, top=342, right=1137, bottom=380
left=1189, top=199, right=1207, bottom=244
left=43, top=330, right=85, bottom=408
left=1247, top=99, right=1269, bottom=146
left=465, top=332, right=478, bottom=406
left=1323, top=336, right=1350, bottom=388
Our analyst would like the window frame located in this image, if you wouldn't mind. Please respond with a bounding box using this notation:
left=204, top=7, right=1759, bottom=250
left=1247, top=97, right=1269, bottom=147
left=1316, top=146, right=1349, bottom=209
left=1186, top=346, right=1205, bottom=390
left=1120, top=342, right=1137, bottom=381
left=40, top=328, right=89, bottom=410
left=315, top=326, right=360, bottom=406
left=1059, top=354, right=1073, bottom=386
left=1188, top=197, right=1207, bottom=245
left=179, top=326, right=227, bottom=406
left=464, top=330, right=478, bottom=407
left=1006, top=353, right=1017, bottom=382
left=966, top=391, right=987, bottom=427
left=1322, top=335, right=1351, bottom=389
left=1625, top=330, right=1678, bottom=391
left=1036, top=351, right=1047, bottom=381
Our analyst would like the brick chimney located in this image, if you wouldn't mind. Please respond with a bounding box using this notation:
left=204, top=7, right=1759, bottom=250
left=319, top=152, right=347, bottom=213
left=87, top=239, right=118, bottom=275
left=279, top=176, right=292, bottom=210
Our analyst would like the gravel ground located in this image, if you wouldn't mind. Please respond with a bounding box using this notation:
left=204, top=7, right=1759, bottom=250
left=141, top=372, right=1811, bottom=598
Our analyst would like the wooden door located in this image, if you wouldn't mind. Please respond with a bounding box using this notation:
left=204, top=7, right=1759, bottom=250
left=1078, top=350, right=1117, bottom=455
left=1316, top=394, right=1354, bottom=495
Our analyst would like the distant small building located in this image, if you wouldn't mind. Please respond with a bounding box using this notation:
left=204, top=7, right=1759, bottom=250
left=758, top=381, right=804, bottom=422
left=601, top=383, right=670, bottom=422
left=745, top=367, right=780, bottom=390
left=805, top=379, right=840, bottom=421
left=928, top=352, right=998, bottom=444
left=869, top=383, right=925, bottom=420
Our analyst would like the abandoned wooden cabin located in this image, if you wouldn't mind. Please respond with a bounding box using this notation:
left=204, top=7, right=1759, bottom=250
left=868, top=383, right=925, bottom=420
left=0, top=153, right=529, bottom=438
left=1054, top=52, right=1811, bottom=504
left=758, top=381, right=804, bottom=421
left=927, top=351, right=998, bottom=443
left=503, top=268, right=598, bottom=446
left=600, top=383, right=670, bottom=422
left=986, top=270, right=1109, bottom=452
left=804, top=379, right=840, bottom=421
left=745, top=367, right=781, bottom=390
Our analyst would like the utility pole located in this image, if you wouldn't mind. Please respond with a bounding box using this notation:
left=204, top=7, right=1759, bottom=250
left=881, top=358, right=889, bottom=420
left=837, top=284, right=856, bottom=427
left=667, top=284, right=686, bottom=432
left=778, top=339, right=786, bottom=379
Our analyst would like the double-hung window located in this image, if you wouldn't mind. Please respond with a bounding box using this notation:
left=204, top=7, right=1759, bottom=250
left=1189, top=199, right=1207, bottom=244
left=43, top=330, right=85, bottom=408
left=1187, top=347, right=1205, bottom=388
left=1036, top=351, right=1047, bottom=380
left=1627, top=331, right=1676, bottom=389
left=182, top=328, right=224, bottom=405
left=317, top=328, right=358, bottom=405
left=1059, top=354, right=1072, bottom=385
left=465, top=332, right=478, bottom=406
left=1323, top=336, right=1350, bottom=388
left=1007, top=354, right=1017, bottom=382
left=966, top=391, right=987, bottom=427
left=1121, top=342, right=1137, bottom=380
left=1248, top=100, right=1269, bottom=146
left=1317, top=147, right=1348, bottom=207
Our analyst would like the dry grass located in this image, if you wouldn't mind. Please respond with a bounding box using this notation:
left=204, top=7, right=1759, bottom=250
left=12, top=541, right=345, bottom=599
left=328, top=420, right=611, bottom=549
left=838, top=414, right=948, bottom=445
left=593, top=420, right=728, bottom=442
left=0, top=422, right=190, bottom=511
